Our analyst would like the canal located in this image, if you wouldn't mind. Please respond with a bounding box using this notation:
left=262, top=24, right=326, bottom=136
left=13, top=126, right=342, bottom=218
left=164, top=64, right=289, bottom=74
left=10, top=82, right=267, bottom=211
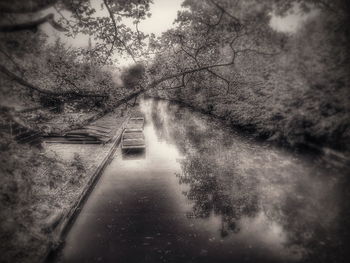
left=53, top=98, right=349, bottom=263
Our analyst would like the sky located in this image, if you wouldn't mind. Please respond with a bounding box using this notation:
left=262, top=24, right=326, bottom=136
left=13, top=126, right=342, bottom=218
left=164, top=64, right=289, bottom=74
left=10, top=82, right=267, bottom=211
left=42, top=0, right=184, bottom=66
left=270, top=7, right=317, bottom=33
left=42, top=0, right=312, bottom=66
left=43, top=0, right=183, bottom=46
left=136, top=0, right=184, bottom=36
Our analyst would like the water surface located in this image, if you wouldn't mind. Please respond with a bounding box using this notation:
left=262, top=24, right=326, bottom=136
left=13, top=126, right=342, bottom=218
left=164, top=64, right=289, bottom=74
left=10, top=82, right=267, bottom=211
left=55, top=99, right=349, bottom=263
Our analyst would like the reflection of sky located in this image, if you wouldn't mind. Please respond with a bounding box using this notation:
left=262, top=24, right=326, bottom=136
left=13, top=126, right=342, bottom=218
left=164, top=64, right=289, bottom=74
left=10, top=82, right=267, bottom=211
left=139, top=98, right=342, bottom=262
left=152, top=99, right=299, bottom=261
left=238, top=212, right=302, bottom=261
left=122, top=99, right=190, bottom=211
left=61, top=98, right=343, bottom=263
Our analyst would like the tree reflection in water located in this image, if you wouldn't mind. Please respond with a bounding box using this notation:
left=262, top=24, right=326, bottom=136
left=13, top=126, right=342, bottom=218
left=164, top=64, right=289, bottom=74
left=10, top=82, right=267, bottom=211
left=150, top=100, right=260, bottom=237
left=145, top=99, right=349, bottom=262
left=177, top=152, right=259, bottom=238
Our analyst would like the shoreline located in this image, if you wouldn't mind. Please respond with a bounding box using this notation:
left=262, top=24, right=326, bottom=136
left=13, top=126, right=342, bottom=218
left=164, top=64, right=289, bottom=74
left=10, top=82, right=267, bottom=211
left=42, top=114, right=129, bottom=262
left=0, top=104, right=139, bottom=263
left=146, top=96, right=349, bottom=167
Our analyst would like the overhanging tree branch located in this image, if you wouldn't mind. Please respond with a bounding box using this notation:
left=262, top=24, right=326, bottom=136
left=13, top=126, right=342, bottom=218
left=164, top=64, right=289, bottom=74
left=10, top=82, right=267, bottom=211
left=0, top=0, right=59, bottom=13
left=0, top=64, right=108, bottom=98
left=0, top=13, right=67, bottom=32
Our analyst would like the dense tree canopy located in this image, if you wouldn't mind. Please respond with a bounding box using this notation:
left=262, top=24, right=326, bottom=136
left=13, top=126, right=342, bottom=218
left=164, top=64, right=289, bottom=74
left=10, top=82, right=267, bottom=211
left=0, top=0, right=349, bottom=148
left=147, top=0, right=349, bottom=149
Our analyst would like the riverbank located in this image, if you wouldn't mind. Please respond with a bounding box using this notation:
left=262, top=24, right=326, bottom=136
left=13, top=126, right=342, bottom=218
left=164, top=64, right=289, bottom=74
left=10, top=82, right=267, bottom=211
left=146, top=96, right=349, bottom=167
left=0, top=104, right=139, bottom=263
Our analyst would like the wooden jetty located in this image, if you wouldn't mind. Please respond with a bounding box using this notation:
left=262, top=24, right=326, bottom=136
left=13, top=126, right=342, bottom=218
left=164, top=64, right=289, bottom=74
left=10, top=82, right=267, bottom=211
left=43, top=119, right=115, bottom=144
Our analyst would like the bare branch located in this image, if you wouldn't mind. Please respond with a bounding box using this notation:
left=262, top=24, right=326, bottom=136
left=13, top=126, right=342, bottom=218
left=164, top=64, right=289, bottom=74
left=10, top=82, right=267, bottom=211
left=102, top=0, right=137, bottom=63
left=0, top=13, right=66, bottom=32
left=54, top=6, right=75, bottom=27
left=236, top=48, right=279, bottom=56
left=135, top=21, right=142, bottom=45
left=208, top=0, right=241, bottom=24
left=206, top=68, right=231, bottom=94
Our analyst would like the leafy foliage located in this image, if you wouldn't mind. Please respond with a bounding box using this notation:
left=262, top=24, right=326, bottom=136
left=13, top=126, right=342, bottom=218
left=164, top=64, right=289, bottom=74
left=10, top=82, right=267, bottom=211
left=149, top=0, right=350, bottom=150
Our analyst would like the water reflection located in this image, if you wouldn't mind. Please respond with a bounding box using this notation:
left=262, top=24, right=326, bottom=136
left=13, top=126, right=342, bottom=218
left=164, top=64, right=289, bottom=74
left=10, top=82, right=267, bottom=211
left=122, top=149, right=146, bottom=160
left=57, top=98, right=349, bottom=263
left=143, top=98, right=348, bottom=262
left=177, top=154, right=259, bottom=238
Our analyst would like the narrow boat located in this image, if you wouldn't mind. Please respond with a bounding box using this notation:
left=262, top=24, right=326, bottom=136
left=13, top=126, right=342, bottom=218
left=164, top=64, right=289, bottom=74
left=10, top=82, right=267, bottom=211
left=121, top=117, right=146, bottom=151
left=124, top=117, right=144, bottom=132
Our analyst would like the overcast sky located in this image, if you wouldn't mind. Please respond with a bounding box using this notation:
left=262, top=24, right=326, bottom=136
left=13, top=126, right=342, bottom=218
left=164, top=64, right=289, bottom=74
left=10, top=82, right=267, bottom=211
left=42, top=0, right=311, bottom=66
left=137, top=0, right=184, bottom=36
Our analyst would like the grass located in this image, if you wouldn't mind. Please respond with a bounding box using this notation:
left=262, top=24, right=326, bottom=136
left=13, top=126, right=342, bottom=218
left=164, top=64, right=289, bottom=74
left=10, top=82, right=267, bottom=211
left=0, top=103, right=135, bottom=262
